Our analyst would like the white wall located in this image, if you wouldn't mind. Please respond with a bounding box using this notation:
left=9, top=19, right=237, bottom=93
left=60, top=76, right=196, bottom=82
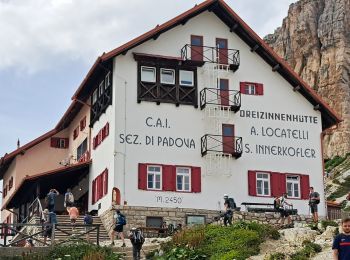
left=95, top=11, right=325, bottom=216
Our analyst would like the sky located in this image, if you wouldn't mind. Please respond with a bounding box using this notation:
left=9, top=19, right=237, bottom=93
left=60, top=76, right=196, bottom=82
left=0, top=0, right=296, bottom=157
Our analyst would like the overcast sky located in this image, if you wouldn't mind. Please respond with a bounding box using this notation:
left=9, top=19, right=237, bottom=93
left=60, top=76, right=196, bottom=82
left=0, top=0, right=296, bottom=157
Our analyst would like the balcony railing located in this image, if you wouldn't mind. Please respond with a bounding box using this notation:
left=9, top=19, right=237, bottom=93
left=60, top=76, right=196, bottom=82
left=200, top=88, right=241, bottom=112
left=181, top=44, right=240, bottom=71
left=78, top=151, right=90, bottom=163
left=201, top=134, right=243, bottom=158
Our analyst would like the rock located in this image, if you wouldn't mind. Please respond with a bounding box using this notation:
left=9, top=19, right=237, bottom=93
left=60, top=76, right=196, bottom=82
left=265, top=0, right=350, bottom=158
left=280, top=227, right=319, bottom=244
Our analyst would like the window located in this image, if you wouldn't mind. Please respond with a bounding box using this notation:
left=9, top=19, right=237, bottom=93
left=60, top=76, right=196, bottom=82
left=99, top=81, right=104, bottom=96
left=9, top=177, right=13, bottom=190
left=92, top=89, right=98, bottom=104
left=256, top=172, right=270, bottom=196
left=92, top=168, right=108, bottom=204
left=147, top=166, right=162, bottom=190
left=179, top=70, right=194, bottom=86
left=105, top=72, right=111, bottom=89
left=244, top=84, right=256, bottom=95
left=73, top=126, right=79, bottom=140
left=77, top=138, right=88, bottom=160
left=51, top=137, right=69, bottom=149
left=141, top=66, right=156, bottom=83
left=287, top=176, right=300, bottom=198
left=80, top=117, right=86, bottom=131
left=187, top=215, right=205, bottom=226
left=146, top=217, right=163, bottom=228
left=240, top=82, right=264, bottom=95
left=176, top=167, right=191, bottom=192
left=160, top=68, right=175, bottom=84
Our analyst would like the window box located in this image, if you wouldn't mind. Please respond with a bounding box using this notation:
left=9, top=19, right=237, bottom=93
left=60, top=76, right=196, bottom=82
left=179, top=70, right=194, bottom=86
left=141, top=66, right=156, bottom=83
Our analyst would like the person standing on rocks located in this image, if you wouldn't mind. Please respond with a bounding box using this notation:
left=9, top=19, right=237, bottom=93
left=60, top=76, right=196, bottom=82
left=332, top=217, right=350, bottom=260
left=111, top=209, right=126, bottom=247
left=309, top=187, right=320, bottom=222
left=129, top=227, right=145, bottom=260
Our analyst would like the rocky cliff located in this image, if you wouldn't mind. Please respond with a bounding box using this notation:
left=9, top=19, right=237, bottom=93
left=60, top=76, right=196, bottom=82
left=264, top=0, right=350, bottom=158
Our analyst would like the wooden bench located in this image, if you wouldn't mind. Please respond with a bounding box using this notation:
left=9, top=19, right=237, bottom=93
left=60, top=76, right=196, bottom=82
left=139, top=227, right=168, bottom=238
left=241, top=202, right=298, bottom=215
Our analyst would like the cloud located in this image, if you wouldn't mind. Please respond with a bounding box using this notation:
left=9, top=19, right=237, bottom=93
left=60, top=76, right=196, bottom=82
left=0, top=0, right=295, bottom=74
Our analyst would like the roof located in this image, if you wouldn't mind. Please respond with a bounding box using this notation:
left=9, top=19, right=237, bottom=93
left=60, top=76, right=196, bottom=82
left=2, top=160, right=91, bottom=210
left=71, top=0, right=341, bottom=128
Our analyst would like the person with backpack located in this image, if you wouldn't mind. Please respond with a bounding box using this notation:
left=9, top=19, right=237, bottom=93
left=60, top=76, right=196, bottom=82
left=111, top=209, right=126, bottom=247
left=275, top=193, right=293, bottom=226
left=64, top=188, right=74, bottom=210
left=309, top=187, right=320, bottom=222
left=223, top=194, right=233, bottom=226
left=46, top=189, right=59, bottom=212
left=129, top=227, right=145, bottom=260
left=84, top=211, right=93, bottom=242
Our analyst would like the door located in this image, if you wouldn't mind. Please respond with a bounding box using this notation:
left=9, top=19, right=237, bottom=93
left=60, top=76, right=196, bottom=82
left=112, top=187, right=121, bottom=205
left=216, top=38, right=228, bottom=64
left=191, top=35, right=203, bottom=61
left=219, top=79, right=229, bottom=107
left=222, top=124, right=235, bottom=154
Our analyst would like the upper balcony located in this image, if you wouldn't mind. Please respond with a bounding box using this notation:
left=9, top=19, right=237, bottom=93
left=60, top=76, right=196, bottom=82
left=200, top=88, right=241, bottom=112
left=181, top=44, right=240, bottom=71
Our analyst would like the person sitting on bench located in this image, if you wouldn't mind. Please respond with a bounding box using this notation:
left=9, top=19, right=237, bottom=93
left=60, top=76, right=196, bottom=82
left=274, top=193, right=293, bottom=226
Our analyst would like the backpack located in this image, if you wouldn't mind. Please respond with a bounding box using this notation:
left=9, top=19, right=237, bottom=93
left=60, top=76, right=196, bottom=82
left=84, top=215, right=93, bottom=225
left=132, top=230, right=145, bottom=245
left=228, top=198, right=237, bottom=209
left=274, top=198, right=281, bottom=209
left=118, top=214, right=126, bottom=226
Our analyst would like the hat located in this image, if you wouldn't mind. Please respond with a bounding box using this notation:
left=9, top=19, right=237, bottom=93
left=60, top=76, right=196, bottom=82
left=223, top=194, right=228, bottom=198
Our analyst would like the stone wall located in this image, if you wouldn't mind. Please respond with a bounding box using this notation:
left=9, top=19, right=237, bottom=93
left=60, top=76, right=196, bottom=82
left=99, top=206, right=316, bottom=237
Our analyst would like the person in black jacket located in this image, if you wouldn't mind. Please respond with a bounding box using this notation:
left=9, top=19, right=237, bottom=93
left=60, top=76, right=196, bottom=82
left=129, top=227, right=145, bottom=260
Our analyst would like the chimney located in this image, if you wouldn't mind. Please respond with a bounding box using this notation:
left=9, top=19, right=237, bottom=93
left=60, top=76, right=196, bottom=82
left=17, top=139, right=20, bottom=149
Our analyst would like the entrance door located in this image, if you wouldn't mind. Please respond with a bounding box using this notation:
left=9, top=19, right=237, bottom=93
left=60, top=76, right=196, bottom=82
left=222, top=124, right=235, bottom=154
left=219, top=79, right=229, bottom=107
left=216, top=38, right=228, bottom=64
left=191, top=35, right=203, bottom=61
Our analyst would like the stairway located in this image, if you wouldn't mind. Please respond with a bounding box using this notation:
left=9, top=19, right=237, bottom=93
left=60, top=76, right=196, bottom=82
left=52, top=215, right=110, bottom=243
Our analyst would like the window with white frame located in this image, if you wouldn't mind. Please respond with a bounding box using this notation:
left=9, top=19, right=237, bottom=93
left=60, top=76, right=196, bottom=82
left=141, top=66, right=156, bottom=83
left=244, top=83, right=257, bottom=95
left=256, top=172, right=270, bottom=196
left=287, top=176, right=300, bottom=198
left=105, top=72, right=111, bottom=89
left=147, top=166, right=162, bottom=190
left=160, top=68, right=175, bottom=84
left=92, top=89, right=98, bottom=104
left=179, top=70, right=194, bottom=86
left=176, top=167, right=191, bottom=192
left=58, top=139, right=66, bottom=149
left=99, top=81, right=104, bottom=96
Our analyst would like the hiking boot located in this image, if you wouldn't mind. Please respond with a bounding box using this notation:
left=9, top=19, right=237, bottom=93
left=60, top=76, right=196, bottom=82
left=121, top=243, right=126, bottom=247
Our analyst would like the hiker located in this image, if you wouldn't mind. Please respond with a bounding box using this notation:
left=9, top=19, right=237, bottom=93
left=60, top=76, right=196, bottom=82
left=46, top=188, right=59, bottom=212
left=64, top=188, right=74, bottom=210
left=84, top=211, right=93, bottom=242
left=276, top=193, right=293, bottom=226
left=333, top=217, right=350, bottom=260
left=111, top=209, right=126, bottom=247
left=129, top=227, right=145, bottom=260
left=43, top=209, right=57, bottom=245
left=158, top=221, right=167, bottom=237
left=223, top=194, right=234, bottom=226
left=309, top=187, right=320, bottom=222
left=68, top=205, right=79, bottom=229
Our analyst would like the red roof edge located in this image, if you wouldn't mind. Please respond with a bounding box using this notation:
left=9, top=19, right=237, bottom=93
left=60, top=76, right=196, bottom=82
left=217, top=0, right=342, bottom=124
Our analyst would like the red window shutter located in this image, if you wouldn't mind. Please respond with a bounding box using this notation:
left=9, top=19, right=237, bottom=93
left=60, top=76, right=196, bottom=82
left=162, top=165, right=176, bottom=191
left=191, top=167, right=201, bottom=193
left=239, top=82, right=246, bottom=94
left=80, top=117, right=86, bottom=131
left=99, top=174, right=103, bottom=199
left=138, top=163, right=147, bottom=190
left=64, top=138, right=69, bottom=148
left=271, top=172, right=286, bottom=197
left=248, top=171, right=257, bottom=196
left=50, top=138, right=58, bottom=148
left=300, top=174, right=310, bottom=200
left=257, top=83, right=264, bottom=95
left=92, top=180, right=95, bottom=204
left=93, top=137, right=96, bottom=150
left=102, top=127, right=106, bottom=140
left=104, top=169, right=108, bottom=195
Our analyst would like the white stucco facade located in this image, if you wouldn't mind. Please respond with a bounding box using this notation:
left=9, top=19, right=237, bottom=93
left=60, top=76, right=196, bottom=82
left=89, top=11, right=326, bottom=217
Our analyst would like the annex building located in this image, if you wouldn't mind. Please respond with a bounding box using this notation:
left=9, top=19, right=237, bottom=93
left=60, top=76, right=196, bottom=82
left=0, top=0, right=341, bottom=229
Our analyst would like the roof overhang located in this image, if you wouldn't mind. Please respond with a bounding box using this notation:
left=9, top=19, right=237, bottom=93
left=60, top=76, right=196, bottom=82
left=2, top=161, right=91, bottom=210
